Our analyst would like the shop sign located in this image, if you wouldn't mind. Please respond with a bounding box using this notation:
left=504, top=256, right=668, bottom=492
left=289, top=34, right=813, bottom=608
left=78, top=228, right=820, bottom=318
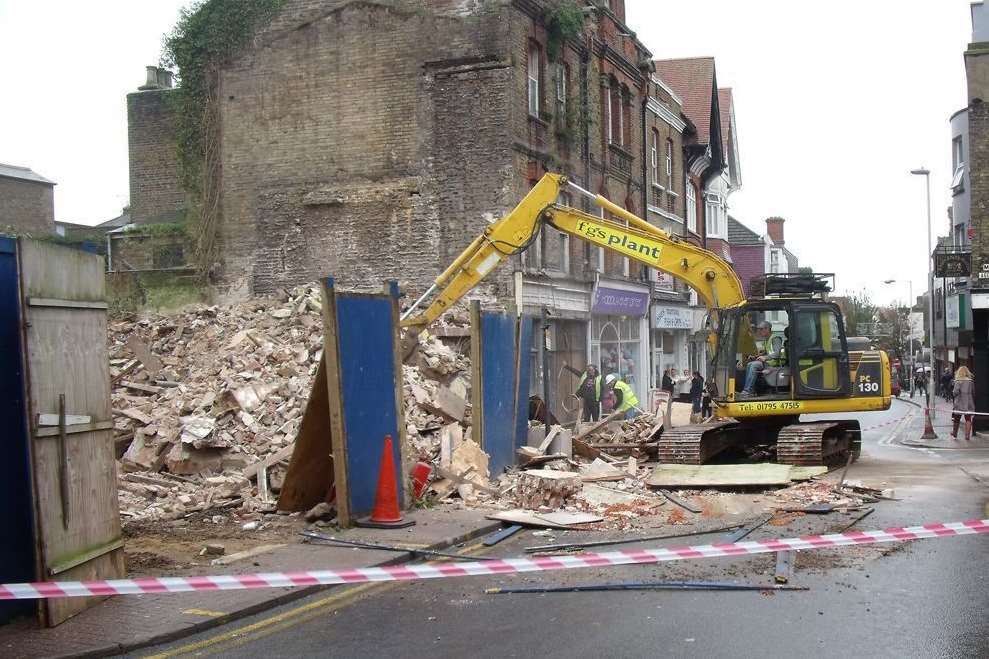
left=592, top=285, right=650, bottom=316
left=651, top=304, right=693, bottom=330
left=654, top=270, right=676, bottom=292
left=935, top=250, right=971, bottom=278
left=977, top=255, right=989, bottom=282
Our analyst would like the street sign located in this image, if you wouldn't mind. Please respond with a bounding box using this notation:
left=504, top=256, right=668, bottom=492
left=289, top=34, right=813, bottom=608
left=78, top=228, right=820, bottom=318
left=977, top=255, right=989, bottom=283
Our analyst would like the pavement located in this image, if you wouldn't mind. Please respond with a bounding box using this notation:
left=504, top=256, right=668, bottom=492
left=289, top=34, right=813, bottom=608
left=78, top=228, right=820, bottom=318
left=0, top=508, right=500, bottom=659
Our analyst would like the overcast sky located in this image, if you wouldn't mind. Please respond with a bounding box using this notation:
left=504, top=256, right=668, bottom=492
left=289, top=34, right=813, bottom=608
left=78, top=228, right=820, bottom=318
left=0, top=1, right=974, bottom=305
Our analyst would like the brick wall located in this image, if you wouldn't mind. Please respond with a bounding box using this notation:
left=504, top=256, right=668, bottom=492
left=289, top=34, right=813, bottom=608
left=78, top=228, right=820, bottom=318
left=127, top=89, right=186, bottom=225
left=730, top=243, right=764, bottom=297
left=0, top=178, right=54, bottom=234
left=213, top=0, right=516, bottom=301
left=109, top=231, right=190, bottom=272
left=967, top=47, right=989, bottom=264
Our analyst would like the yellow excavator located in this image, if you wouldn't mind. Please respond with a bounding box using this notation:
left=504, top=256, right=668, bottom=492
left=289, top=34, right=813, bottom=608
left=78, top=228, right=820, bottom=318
left=400, top=174, right=891, bottom=466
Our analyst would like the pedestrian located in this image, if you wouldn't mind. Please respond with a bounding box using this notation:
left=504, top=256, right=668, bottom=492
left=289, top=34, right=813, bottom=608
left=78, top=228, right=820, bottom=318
left=563, top=362, right=602, bottom=422
left=701, top=388, right=712, bottom=419
left=689, top=371, right=704, bottom=422
left=951, top=366, right=975, bottom=439
left=952, top=366, right=976, bottom=440
left=661, top=367, right=675, bottom=396
left=605, top=373, right=640, bottom=420
left=915, top=371, right=928, bottom=399
left=941, top=367, right=954, bottom=403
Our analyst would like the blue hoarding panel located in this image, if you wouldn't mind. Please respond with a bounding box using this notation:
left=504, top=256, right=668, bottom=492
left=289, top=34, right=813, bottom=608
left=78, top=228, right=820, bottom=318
left=335, top=294, right=401, bottom=517
left=0, top=238, right=34, bottom=622
left=480, top=312, right=517, bottom=475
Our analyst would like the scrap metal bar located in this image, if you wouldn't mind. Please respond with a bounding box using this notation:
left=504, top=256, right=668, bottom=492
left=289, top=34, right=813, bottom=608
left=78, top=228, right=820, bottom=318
left=300, top=531, right=496, bottom=561
left=483, top=524, right=524, bottom=547
left=485, top=580, right=809, bottom=594
left=658, top=489, right=702, bottom=513
left=524, top=522, right=742, bottom=554
left=723, top=514, right=773, bottom=543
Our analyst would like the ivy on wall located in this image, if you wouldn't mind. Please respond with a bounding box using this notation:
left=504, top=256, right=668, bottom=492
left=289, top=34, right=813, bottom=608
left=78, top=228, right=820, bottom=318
left=160, top=0, right=285, bottom=277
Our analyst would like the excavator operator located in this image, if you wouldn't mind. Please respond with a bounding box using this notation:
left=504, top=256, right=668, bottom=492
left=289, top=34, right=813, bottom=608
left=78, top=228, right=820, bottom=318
left=738, top=320, right=776, bottom=398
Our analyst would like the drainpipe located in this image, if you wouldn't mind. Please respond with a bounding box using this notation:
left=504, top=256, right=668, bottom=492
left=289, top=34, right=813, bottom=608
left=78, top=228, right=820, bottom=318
left=640, top=94, right=648, bottom=224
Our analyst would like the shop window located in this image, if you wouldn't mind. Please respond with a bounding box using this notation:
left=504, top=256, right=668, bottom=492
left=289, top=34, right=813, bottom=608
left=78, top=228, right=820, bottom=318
left=592, top=316, right=641, bottom=392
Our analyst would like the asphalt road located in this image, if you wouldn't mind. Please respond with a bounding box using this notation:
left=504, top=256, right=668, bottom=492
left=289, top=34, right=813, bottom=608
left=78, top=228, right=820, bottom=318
left=136, top=399, right=989, bottom=659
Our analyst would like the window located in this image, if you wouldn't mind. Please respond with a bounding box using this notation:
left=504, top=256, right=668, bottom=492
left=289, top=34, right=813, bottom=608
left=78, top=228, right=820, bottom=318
left=666, top=139, right=673, bottom=189
left=953, top=136, right=964, bottom=170
left=650, top=131, right=659, bottom=184
left=686, top=181, right=697, bottom=233
left=706, top=194, right=722, bottom=237
left=621, top=86, right=631, bottom=147
left=609, top=83, right=622, bottom=145
left=527, top=42, right=540, bottom=117
left=770, top=249, right=780, bottom=273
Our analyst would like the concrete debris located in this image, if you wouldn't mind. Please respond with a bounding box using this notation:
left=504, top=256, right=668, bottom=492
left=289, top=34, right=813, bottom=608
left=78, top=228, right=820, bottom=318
left=515, top=469, right=583, bottom=510
left=305, top=502, right=335, bottom=523
left=110, top=285, right=475, bottom=527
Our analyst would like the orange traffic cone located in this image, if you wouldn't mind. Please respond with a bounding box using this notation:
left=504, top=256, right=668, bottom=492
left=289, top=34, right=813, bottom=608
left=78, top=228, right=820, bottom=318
left=921, top=407, right=939, bottom=440
left=355, top=435, right=415, bottom=529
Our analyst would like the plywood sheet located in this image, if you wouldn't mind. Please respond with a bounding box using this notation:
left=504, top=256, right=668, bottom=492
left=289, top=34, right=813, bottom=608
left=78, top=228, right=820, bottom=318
left=18, top=239, right=121, bottom=626
left=278, top=357, right=334, bottom=511
left=646, top=463, right=794, bottom=488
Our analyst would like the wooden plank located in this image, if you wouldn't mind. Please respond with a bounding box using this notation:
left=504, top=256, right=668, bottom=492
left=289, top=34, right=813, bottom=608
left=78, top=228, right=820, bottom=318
left=323, top=280, right=350, bottom=525
left=788, top=466, right=829, bottom=481
left=245, top=442, right=295, bottom=480
left=385, top=281, right=411, bottom=507
left=37, top=413, right=91, bottom=427
left=573, top=410, right=624, bottom=441
left=47, top=538, right=124, bottom=576
left=35, top=420, right=114, bottom=438
left=125, top=335, right=163, bottom=375
left=120, top=380, right=163, bottom=394
left=18, top=240, right=106, bottom=301
left=536, top=426, right=561, bottom=454
left=27, top=297, right=108, bottom=310
left=486, top=509, right=590, bottom=530
left=646, top=463, right=794, bottom=488
left=112, top=407, right=152, bottom=425
left=470, top=300, right=483, bottom=448
left=277, top=357, right=335, bottom=512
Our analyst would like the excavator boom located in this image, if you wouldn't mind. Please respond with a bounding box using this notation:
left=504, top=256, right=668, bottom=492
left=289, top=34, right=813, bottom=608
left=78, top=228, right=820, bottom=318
left=400, top=173, right=745, bottom=327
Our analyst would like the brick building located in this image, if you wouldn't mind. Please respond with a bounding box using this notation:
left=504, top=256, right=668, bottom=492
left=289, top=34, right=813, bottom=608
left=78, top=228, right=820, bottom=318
left=0, top=163, right=55, bottom=234
left=127, top=66, right=185, bottom=226
left=964, top=1, right=989, bottom=421
left=134, top=0, right=746, bottom=417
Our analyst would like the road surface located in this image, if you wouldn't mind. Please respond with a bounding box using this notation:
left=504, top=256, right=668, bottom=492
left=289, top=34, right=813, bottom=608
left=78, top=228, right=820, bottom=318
left=135, top=399, right=989, bottom=658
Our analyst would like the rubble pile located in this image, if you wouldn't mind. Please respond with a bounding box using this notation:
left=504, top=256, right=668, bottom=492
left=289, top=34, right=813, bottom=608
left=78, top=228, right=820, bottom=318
left=110, top=286, right=476, bottom=525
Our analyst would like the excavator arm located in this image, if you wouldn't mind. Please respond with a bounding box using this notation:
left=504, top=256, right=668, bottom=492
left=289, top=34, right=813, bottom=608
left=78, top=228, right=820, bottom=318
left=400, top=173, right=746, bottom=328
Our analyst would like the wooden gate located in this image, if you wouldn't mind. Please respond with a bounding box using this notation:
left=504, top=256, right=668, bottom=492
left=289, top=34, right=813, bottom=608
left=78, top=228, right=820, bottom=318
left=18, top=239, right=123, bottom=626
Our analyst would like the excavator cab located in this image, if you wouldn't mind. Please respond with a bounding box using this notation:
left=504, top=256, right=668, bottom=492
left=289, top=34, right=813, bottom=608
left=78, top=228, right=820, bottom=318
left=712, top=300, right=851, bottom=402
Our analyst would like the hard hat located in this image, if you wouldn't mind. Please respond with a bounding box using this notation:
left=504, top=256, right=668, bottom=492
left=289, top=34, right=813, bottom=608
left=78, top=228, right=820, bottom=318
left=606, top=373, right=618, bottom=385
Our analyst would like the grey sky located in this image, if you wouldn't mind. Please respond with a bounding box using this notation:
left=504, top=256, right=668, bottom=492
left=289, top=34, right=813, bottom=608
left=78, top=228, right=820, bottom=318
left=0, top=1, right=973, bottom=305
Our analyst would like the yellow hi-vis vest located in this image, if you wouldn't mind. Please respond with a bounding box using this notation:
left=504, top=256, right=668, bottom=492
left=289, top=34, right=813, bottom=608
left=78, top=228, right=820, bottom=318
left=578, top=373, right=602, bottom=400
left=613, top=380, right=638, bottom=412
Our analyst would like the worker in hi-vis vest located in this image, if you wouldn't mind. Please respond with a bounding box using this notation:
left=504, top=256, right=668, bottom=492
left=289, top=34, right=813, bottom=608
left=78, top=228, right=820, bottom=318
left=606, top=373, right=640, bottom=420
left=564, top=362, right=602, bottom=421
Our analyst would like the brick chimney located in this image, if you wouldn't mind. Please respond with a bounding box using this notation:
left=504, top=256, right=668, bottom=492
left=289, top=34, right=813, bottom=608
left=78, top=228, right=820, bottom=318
left=766, top=217, right=785, bottom=244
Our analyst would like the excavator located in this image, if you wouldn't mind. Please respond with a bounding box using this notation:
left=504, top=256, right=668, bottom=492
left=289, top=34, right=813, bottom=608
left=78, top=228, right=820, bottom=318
left=400, top=174, right=891, bottom=466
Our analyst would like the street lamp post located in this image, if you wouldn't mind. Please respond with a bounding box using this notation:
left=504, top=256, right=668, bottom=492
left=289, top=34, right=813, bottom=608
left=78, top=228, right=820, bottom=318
left=911, top=168, right=936, bottom=421
left=884, top=279, right=914, bottom=394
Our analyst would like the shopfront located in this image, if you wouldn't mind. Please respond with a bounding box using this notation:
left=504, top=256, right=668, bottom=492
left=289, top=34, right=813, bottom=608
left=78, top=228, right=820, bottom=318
left=589, top=280, right=650, bottom=404
left=650, top=303, right=691, bottom=391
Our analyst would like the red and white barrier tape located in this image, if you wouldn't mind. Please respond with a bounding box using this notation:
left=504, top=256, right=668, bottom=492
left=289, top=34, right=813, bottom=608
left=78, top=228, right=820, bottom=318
left=2, top=519, right=987, bottom=600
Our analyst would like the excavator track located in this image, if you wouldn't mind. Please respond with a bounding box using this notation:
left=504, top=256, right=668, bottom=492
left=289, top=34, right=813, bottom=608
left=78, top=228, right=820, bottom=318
left=658, top=420, right=741, bottom=464
left=658, top=418, right=862, bottom=466
left=776, top=420, right=861, bottom=466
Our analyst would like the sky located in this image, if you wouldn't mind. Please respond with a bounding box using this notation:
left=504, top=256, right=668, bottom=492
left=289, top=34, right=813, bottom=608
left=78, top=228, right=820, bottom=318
left=0, top=0, right=974, bottom=306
